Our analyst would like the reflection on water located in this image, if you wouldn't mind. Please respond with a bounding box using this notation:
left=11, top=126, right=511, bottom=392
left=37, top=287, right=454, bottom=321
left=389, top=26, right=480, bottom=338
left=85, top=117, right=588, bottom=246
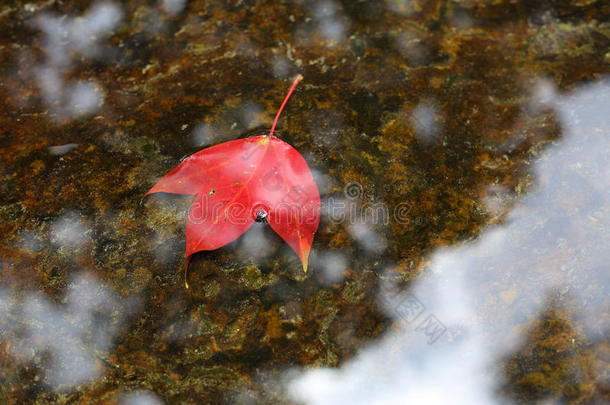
left=160, top=0, right=186, bottom=17
left=31, top=1, right=122, bottom=119
left=311, top=250, right=348, bottom=286
left=120, top=390, right=165, bottom=405
left=411, top=100, right=441, bottom=143
left=1, top=0, right=610, bottom=403
left=1, top=273, right=139, bottom=390
left=288, top=79, right=610, bottom=404
left=49, top=210, right=89, bottom=248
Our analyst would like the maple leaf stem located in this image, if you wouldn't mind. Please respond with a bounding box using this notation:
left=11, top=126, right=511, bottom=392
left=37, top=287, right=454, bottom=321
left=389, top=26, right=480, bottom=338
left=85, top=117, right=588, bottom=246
left=268, top=74, right=303, bottom=138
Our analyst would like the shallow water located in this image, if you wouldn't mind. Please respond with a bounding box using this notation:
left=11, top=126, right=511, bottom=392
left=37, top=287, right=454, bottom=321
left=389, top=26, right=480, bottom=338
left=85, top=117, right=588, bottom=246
left=1, top=0, right=610, bottom=403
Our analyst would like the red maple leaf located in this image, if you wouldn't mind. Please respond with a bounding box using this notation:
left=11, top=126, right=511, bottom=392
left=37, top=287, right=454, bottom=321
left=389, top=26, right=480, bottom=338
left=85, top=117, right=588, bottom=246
left=146, top=76, right=320, bottom=284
